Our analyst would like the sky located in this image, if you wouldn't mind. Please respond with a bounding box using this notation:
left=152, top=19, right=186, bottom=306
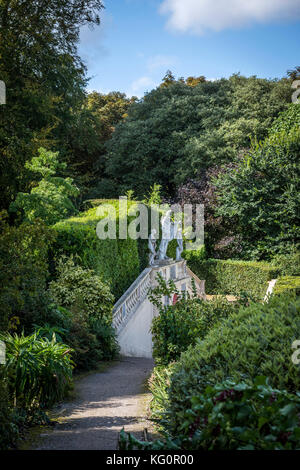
left=78, top=0, right=300, bottom=98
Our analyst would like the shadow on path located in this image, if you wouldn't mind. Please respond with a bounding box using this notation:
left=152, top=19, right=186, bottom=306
left=32, top=357, right=154, bottom=450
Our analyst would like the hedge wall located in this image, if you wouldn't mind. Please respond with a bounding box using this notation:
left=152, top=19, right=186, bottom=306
left=52, top=202, right=143, bottom=300
left=185, top=257, right=280, bottom=299
left=274, top=276, right=300, bottom=296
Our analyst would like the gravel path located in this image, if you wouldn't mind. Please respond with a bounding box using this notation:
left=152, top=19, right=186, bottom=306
left=32, top=357, right=154, bottom=450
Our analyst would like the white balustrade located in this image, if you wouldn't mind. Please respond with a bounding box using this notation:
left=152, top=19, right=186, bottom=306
left=112, top=268, right=152, bottom=332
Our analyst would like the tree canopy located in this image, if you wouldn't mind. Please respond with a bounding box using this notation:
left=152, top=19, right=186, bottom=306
left=0, top=0, right=104, bottom=209
left=103, top=74, right=291, bottom=199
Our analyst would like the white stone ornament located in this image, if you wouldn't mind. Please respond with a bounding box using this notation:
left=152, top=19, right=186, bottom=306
left=175, top=221, right=184, bottom=261
left=148, top=229, right=157, bottom=266
left=158, top=210, right=174, bottom=261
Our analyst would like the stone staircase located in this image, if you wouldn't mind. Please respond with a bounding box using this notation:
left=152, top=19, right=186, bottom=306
left=112, top=260, right=205, bottom=358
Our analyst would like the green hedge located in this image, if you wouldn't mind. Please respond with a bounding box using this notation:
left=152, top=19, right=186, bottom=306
left=186, top=257, right=279, bottom=299
left=166, top=294, right=300, bottom=435
left=52, top=203, right=142, bottom=300
left=274, top=276, right=300, bottom=295
left=120, top=377, right=300, bottom=450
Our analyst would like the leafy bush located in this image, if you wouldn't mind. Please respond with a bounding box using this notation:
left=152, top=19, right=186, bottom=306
left=186, top=257, right=279, bottom=299
left=89, top=317, right=119, bottom=361
left=35, top=304, right=119, bottom=371
left=166, top=294, right=300, bottom=434
left=0, top=213, right=55, bottom=332
left=9, top=148, right=79, bottom=225
left=215, top=113, right=300, bottom=259
left=0, top=332, right=73, bottom=409
left=0, top=375, right=19, bottom=450
left=272, top=248, right=300, bottom=276
left=52, top=203, right=142, bottom=299
left=274, top=276, right=300, bottom=296
left=49, top=256, right=114, bottom=320
left=150, top=275, right=238, bottom=365
left=119, top=377, right=300, bottom=450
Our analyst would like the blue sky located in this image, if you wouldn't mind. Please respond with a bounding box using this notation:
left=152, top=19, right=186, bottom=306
left=79, top=0, right=300, bottom=97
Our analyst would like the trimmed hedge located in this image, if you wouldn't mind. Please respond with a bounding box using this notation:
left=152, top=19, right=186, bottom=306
left=274, top=276, right=300, bottom=295
left=166, top=294, right=300, bottom=434
left=52, top=202, right=143, bottom=300
left=186, top=257, right=279, bottom=299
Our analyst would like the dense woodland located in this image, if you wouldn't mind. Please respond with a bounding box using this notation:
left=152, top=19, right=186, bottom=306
left=0, top=0, right=299, bottom=450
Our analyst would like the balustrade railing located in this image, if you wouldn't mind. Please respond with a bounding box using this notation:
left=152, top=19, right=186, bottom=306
left=112, top=268, right=152, bottom=332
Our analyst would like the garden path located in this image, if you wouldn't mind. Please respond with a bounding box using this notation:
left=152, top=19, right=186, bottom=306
left=31, top=357, right=154, bottom=450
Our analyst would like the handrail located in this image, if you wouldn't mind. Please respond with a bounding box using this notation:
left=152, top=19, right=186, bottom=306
left=112, top=267, right=152, bottom=332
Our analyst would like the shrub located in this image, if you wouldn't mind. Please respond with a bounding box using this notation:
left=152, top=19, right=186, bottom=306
left=52, top=203, right=142, bottom=299
left=36, top=304, right=119, bottom=371
left=0, top=332, right=73, bottom=409
left=60, top=311, right=104, bottom=371
left=89, top=318, right=120, bottom=361
left=148, top=365, right=174, bottom=427
left=119, top=377, right=300, bottom=450
left=185, top=257, right=279, bottom=299
left=0, top=375, right=19, bottom=450
left=272, top=248, right=300, bottom=276
left=9, top=148, right=79, bottom=225
left=150, top=275, right=239, bottom=365
left=274, top=276, right=300, bottom=296
left=49, top=256, right=114, bottom=320
left=166, top=294, right=300, bottom=434
left=0, top=213, right=55, bottom=332
left=35, top=303, right=119, bottom=371
left=215, top=119, right=300, bottom=259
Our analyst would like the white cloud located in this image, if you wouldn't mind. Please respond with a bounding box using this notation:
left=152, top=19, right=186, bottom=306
left=128, top=76, right=157, bottom=97
left=160, top=0, right=300, bottom=35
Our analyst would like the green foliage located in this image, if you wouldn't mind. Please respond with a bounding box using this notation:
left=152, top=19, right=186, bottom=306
left=89, top=317, right=119, bottom=361
left=38, top=302, right=119, bottom=371
left=49, top=256, right=114, bottom=320
left=0, top=0, right=104, bottom=210
left=0, top=376, right=19, bottom=450
left=119, top=377, right=300, bottom=450
left=0, top=332, right=73, bottom=409
left=104, top=75, right=290, bottom=198
left=69, top=91, right=137, bottom=198
left=47, top=258, right=118, bottom=369
left=142, top=183, right=162, bottom=205
left=150, top=275, right=238, bottom=365
left=269, top=103, right=300, bottom=135
left=272, top=247, right=300, bottom=276
left=0, top=213, right=55, bottom=332
left=10, top=148, right=79, bottom=225
left=274, top=277, right=300, bottom=295
left=148, top=365, right=175, bottom=429
left=186, top=257, right=279, bottom=299
left=52, top=203, right=141, bottom=299
left=166, top=294, right=300, bottom=435
left=215, top=106, right=300, bottom=259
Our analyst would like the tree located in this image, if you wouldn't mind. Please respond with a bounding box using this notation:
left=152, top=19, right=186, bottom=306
left=66, top=91, right=137, bottom=199
left=104, top=75, right=291, bottom=199
left=287, top=66, right=300, bottom=81
left=215, top=104, right=300, bottom=259
left=0, top=0, right=104, bottom=210
left=9, top=148, right=79, bottom=225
